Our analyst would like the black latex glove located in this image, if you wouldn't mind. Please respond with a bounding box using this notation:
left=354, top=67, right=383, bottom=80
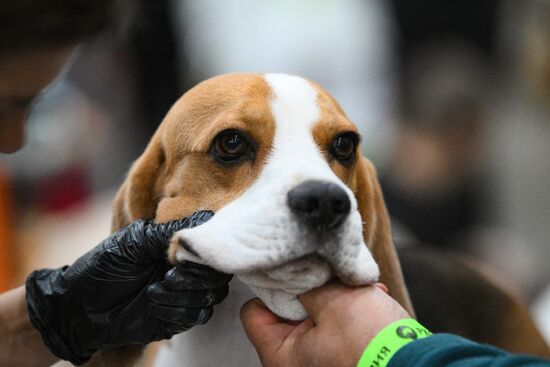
left=25, top=210, right=231, bottom=365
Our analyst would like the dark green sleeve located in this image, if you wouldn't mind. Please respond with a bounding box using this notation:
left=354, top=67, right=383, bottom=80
left=388, top=334, right=550, bottom=367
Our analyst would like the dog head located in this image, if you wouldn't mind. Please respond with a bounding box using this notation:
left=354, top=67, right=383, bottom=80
left=113, top=73, right=412, bottom=320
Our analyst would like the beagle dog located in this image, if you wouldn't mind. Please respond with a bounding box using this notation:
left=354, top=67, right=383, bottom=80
left=84, top=73, right=413, bottom=367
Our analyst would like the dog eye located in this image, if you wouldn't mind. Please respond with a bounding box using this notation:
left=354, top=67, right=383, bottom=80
left=330, top=133, right=357, bottom=162
left=213, top=130, right=253, bottom=162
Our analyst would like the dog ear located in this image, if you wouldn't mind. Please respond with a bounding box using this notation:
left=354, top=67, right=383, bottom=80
left=354, top=156, right=415, bottom=315
left=112, top=132, right=165, bottom=231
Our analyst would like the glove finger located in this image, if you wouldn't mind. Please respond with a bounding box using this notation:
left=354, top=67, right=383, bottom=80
left=159, top=322, right=191, bottom=339
left=149, top=320, right=192, bottom=342
left=149, top=211, right=215, bottom=245
left=153, top=210, right=214, bottom=239
left=134, top=211, right=215, bottom=262
left=162, top=263, right=233, bottom=291
left=147, top=283, right=229, bottom=307
left=150, top=304, right=213, bottom=326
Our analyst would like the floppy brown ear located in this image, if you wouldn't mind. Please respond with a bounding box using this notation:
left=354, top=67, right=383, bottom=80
left=103, top=133, right=166, bottom=367
left=355, top=156, right=415, bottom=315
left=112, top=132, right=166, bottom=231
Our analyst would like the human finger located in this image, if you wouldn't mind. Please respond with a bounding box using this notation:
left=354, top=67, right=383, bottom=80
left=373, top=283, right=388, bottom=293
left=240, top=298, right=297, bottom=353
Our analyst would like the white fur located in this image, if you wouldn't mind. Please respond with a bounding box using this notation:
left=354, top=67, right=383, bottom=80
left=174, top=73, right=379, bottom=323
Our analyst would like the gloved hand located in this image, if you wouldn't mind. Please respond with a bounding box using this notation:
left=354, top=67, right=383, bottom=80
left=25, top=210, right=231, bottom=365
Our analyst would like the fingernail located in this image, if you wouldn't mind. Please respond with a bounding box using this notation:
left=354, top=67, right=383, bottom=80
left=374, top=283, right=389, bottom=293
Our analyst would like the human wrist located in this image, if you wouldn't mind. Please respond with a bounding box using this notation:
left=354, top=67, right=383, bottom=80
left=356, top=318, right=432, bottom=367
left=0, top=286, right=58, bottom=367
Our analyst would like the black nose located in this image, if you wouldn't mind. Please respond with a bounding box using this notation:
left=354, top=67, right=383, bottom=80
left=287, top=180, right=351, bottom=231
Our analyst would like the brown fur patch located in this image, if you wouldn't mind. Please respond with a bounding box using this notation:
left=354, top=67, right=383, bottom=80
left=352, top=157, right=414, bottom=315
left=112, top=73, right=275, bottom=230
left=311, top=83, right=360, bottom=185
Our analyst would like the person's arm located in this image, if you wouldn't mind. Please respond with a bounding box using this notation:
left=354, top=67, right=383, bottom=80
left=388, top=333, right=550, bottom=367
left=0, top=286, right=57, bottom=367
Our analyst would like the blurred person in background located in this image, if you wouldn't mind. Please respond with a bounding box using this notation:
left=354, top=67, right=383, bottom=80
left=384, top=0, right=550, bottom=346
left=382, top=42, right=490, bottom=249
left=385, top=0, right=550, bottom=298
left=384, top=0, right=499, bottom=251
left=0, top=2, right=231, bottom=366
left=515, top=0, right=550, bottom=340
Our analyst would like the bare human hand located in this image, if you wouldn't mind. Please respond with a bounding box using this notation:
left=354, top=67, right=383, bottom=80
left=240, top=282, right=410, bottom=367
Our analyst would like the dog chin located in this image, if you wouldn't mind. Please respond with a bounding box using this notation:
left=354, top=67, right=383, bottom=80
left=247, top=285, right=310, bottom=320
left=237, top=256, right=333, bottom=320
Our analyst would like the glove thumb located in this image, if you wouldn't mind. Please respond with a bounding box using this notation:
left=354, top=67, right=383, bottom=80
left=140, top=210, right=215, bottom=262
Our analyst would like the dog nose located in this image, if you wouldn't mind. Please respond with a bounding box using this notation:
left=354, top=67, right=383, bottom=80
left=287, top=180, right=351, bottom=231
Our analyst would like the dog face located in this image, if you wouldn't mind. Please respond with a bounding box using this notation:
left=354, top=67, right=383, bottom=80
left=113, top=73, right=413, bottom=319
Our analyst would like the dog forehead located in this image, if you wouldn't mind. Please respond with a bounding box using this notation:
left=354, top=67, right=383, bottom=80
left=263, top=74, right=352, bottom=152
left=161, top=73, right=273, bottom=151
left=160, top=73, right=350, bottom=158
left=264, top=73, right=319, bottom=131
left=175, top=73, right=271, bottom=113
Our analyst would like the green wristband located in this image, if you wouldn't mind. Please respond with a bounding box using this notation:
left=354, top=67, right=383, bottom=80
left=357, top=318, right=432, bottom=367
